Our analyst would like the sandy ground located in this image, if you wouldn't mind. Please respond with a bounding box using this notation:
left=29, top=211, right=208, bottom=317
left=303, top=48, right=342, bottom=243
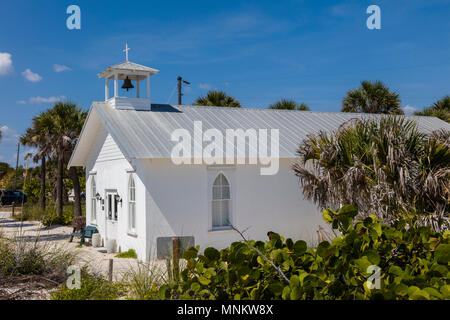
left=0, top=212, right=143, bottom=281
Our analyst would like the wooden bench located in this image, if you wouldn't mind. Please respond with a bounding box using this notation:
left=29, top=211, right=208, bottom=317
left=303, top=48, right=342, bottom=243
left=69, top=225, right=98, bottom=244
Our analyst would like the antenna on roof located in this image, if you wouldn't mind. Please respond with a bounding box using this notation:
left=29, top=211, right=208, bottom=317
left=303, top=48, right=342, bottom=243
left=177, top=76, right=190, bottom=105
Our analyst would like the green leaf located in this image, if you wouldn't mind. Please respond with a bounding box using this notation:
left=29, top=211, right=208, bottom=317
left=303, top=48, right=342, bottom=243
left=322, top=209, right=333, bottom=223
left=183, top=248, right=198, bottom=259
left=406, top=286, right=420, bottom=296
left=290, top=286, right=301, bottom=300
left=338, top=204, right=358, bottom=218
left=204, top=247, right=220, bottom=261
left=423, top=287, right=442, bottom=299
left=316, top=241, right=330, bottom=257
left=354, top=256, right=372, bottom=273
left=434, top=243, right=450, bottom=264
left=198, top=276, right=211, bottom=285
left=282, top=286, right=291, bottom=300
left=190, top=282, right=201, bottom=292
left=372, top=222, right=382, bottom=237
left=395, top=283, right=408, bottom=296
left=430, top=264, right=448, bottom=276
left=290, top=275, right=300, bottom=287
left=363, top=250, right=380, bottom=265
left=268, top=282, right=284, bottom=296
left=293, top=240, right=307, bottom=255
left=409, top=289, right=430, bottom=300
left=389, top=265, right=403, bottom=276
left=440, top=285, right=450, bottom=298
left=286, top=238, right=294, bottom=250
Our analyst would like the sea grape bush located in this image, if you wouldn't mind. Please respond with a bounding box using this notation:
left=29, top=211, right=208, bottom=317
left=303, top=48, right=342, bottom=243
left=159, top=205, right=450, bottom=300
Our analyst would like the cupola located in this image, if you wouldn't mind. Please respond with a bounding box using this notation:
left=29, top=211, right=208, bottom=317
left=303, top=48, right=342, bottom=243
left=97, top=43, right=159, bottom=111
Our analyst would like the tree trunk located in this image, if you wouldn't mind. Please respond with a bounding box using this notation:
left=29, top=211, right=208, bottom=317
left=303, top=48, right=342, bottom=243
left=40, top=156, right=46, bottom=211
left=70, top=166, right=82, bottom=218
left=56, top=155, right=64, bottom=217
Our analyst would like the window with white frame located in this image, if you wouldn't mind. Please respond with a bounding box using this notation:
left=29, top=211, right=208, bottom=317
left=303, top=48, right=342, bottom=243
left=91, top=176, right=97, bottom=224
left=128, top=175, right=136, bottom=233
left=212, top=173, right=231, bottom=229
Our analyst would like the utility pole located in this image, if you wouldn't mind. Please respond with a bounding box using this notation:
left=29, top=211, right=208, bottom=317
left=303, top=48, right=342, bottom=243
left=177, top=76, right=190, bottom=105
left=12, top=142, right=19, bottom=217
left=14, top=143, right=19, bottom=190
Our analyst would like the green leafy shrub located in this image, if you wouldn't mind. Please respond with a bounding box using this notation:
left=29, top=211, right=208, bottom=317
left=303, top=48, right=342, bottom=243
left=50, top=269, right=124, bottom=300
left=160, top=205, right=449, bottom=300
left=41, top=206, right=74, bottom=227
left=116, top=249, right=137, bottom=259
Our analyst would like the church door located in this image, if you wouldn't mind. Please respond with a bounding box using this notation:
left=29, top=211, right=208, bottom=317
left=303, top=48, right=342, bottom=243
left=105, top=190, right=119, bottom=242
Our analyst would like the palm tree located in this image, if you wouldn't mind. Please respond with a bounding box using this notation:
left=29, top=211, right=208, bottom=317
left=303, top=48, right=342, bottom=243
left=194, top=90, right=241, bottom=108
left=297, top=103, right=310, bottom=111
left=20, top=112, right=54, bottom=211
left=46, top=102, right=87, bottom=217
left=269, top=99, right=310, bottom=111
left=292, top=116, right=449, bottom=229
left=414, top=95, right=450, bottom=123
left=341, top=81, right=403, bottom=114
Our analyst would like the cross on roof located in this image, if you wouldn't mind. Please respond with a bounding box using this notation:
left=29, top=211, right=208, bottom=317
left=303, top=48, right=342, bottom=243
left=123, top=43, right=130, bottom=62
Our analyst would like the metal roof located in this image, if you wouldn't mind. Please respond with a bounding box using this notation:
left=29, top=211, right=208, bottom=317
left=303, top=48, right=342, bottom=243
left=69, top=102, right=450, bottom=166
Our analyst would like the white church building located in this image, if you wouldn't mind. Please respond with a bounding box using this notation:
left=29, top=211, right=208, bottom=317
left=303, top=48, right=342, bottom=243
left=68, top=49, right=449, bottom=261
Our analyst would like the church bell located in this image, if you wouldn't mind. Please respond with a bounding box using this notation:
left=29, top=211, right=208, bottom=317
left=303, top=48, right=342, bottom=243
left=121, top=76, right=134, bottom=91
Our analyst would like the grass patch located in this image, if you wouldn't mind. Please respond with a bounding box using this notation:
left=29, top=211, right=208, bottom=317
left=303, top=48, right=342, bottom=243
left=123, top=261, right=165, bottom=300
left=116, top=249, right=137, bottom=259
left=13, top=203, right=85, bottom=226
left=50, top=269, right=125, bottom=300
left=0, top=231, right=76, bottom=282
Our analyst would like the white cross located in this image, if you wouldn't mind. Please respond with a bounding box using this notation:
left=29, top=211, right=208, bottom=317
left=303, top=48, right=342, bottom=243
left=123, top=43, right=130, bottom=62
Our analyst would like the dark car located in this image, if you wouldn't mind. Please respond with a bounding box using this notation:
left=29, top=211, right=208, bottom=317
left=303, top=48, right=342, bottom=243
left=0, top=190, right=27, bottom=205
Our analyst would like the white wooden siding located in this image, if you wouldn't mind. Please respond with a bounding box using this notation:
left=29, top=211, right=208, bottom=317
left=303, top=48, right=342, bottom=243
left=97, top=134, right=125, bottom=162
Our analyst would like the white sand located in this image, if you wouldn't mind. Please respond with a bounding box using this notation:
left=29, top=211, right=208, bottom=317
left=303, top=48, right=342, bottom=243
left=0, top=212, right=147, bottom=281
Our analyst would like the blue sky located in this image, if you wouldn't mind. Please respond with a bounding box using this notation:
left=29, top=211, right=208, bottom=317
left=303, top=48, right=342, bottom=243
left=0, top=0, right=449, bottom=166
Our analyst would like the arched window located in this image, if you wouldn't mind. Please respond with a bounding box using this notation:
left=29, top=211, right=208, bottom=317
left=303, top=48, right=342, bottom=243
left=128, top=175, right=136, bottom=233
left=212, top=173, right=231, bottom=228
left=91, top=176, right=97, bottom=223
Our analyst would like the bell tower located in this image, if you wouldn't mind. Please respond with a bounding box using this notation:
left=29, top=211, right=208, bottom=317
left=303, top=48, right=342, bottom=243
left=97, top=43, right=159, bottom=111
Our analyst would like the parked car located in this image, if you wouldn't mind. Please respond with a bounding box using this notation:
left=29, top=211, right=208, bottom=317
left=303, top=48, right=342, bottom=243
left=0, top=190, right=27, bottom=205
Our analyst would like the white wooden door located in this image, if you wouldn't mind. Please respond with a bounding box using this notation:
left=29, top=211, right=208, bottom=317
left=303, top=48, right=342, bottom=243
left=105, top=191, right=118, bottom=241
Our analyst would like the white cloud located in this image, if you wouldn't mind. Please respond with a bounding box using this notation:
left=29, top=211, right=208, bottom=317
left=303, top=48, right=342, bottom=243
left=199, top=83, right=212, bottom=90
left=53, top=64, right=71, bottom=72
left=403, top=105, right=418, bottom=115
left=22, top=68, right=43, bottom=82
left=28, top=95, right=66, bottom=104
left=0, top=126, right=20, bottom=143
left=16, top=100, right=27, bottom=104
left=0, top=52, right=14, bottom=76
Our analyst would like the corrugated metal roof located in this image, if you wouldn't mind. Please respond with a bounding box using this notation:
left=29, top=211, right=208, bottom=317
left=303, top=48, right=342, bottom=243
left=86, top=102, right=450, bottom=161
